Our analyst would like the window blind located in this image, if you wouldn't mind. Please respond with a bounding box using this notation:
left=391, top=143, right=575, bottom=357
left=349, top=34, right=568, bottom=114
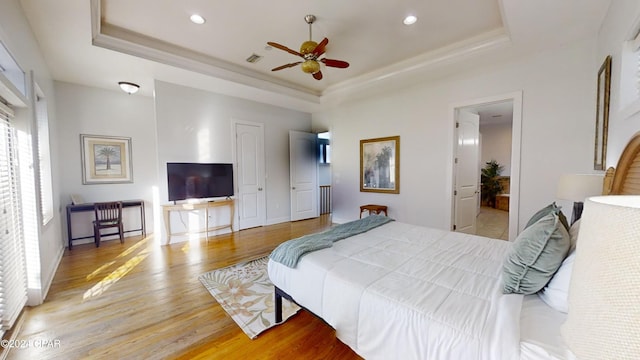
left=0, top=100, right=27, bottom=338
left=36, top=94, right=54, bottom=225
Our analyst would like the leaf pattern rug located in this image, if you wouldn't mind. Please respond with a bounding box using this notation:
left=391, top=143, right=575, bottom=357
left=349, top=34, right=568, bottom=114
left=198, top=256, right=300, bottom=339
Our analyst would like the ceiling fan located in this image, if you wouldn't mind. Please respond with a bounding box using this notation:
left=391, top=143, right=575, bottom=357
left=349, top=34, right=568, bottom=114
left=267, top=15, right=350, bottom=80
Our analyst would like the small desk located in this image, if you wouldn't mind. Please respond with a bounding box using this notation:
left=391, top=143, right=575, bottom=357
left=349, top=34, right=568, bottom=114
left=66, top=199, right=146, bottom=249
left=360, top=204, right=388, bottom=218
left=162, top=199, right=234, bottom=243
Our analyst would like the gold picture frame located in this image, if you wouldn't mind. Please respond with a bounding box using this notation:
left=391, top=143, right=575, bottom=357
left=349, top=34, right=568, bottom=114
left=80, top=134, right=133, bottom=184
left=360, top=136, right=400, bottom=194
left=594, top=55, right=611, bottom=171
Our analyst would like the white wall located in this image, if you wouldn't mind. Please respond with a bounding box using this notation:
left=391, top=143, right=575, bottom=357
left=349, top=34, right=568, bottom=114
left=0, top=0, right=63, bottom=304
left=597, top=0, right=640, bottom=164
left=154, top=80, right=312, bottom=241
left=480, top=122, right=512, bottom=176
left=314, top=38, right=597, bottom=234
left=55, top=82, right=157, bottom=243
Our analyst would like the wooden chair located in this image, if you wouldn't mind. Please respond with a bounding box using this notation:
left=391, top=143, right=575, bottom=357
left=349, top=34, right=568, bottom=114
left=93, top=201, right=124, bottom=247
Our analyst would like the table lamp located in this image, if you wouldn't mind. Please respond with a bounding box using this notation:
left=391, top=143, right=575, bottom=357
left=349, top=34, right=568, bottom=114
left=556, top=174, right=604, bottom=224
left=562, top=195, right=640, bottom=359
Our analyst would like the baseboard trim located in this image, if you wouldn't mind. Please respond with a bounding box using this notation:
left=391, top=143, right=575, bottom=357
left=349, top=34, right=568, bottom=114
left=265, top=216, right=289, bottom=226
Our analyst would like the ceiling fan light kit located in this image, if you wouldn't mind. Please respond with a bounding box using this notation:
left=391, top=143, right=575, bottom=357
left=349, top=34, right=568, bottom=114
left=267, top=14, right=349, bottom=80
left=301, top=60, right=320, bottom=74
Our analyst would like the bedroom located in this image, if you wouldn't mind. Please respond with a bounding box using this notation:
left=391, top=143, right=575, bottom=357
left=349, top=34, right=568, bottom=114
left=1, top=0, right=639, bottom=359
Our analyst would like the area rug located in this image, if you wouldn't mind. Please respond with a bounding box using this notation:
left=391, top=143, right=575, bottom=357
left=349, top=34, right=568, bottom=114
left=198, top=256, right=300, bottom=339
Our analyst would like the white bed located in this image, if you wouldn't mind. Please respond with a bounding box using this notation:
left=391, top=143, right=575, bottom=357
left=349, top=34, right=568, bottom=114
left=268, top=132, right=640, bottom=360
left=269, top=222, right=523, bottom=359
left=520, top=295, right=574, bottom=360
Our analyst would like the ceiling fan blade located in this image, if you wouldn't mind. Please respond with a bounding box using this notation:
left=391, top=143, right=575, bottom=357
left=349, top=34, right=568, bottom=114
left=321, top=58, right=350, bottom=68
left=271, top=62, right=302, bottom=71
left=267, top=42, right=303, bottom=58
left=313, top=71, right=323, bottom=80
left=312, top=38, right=329, bottom=57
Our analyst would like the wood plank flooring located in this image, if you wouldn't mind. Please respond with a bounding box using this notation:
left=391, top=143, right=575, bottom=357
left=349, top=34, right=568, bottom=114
left=7, top=215, right=362, bottom=360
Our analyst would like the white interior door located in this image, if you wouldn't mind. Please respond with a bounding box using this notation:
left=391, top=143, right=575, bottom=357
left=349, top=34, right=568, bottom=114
left=454, top=110, right=480, bottom=234
left=290, top=130, right=318, bottom=221
left=235, top=122, right=266, bottom=229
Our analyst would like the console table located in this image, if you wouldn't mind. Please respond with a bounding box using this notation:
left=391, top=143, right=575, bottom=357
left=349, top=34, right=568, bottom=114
left=66, top=199, right=146, bottom=249
left=162, top=199, right=234, bottom=243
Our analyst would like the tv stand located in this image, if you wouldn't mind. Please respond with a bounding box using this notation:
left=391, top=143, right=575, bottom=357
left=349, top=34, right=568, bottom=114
left=162, top=198, right=234, bottom=244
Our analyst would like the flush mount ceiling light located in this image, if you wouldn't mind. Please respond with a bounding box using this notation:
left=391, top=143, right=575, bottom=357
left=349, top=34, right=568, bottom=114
left=190, top=14, right=206, bottom=25
left=403, top=15, right=418, bottom=25
left=118, top=81, right=139, bottom=94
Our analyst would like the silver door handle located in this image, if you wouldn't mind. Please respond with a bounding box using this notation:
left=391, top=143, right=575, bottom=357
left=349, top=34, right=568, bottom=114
left=258, top=187, right=263, bottom=191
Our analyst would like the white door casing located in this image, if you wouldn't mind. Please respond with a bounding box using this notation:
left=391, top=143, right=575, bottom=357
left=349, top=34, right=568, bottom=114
left=290, top=130, right=318, bottom=221
left=454, top=110, right=480, bottom=234
left=235, top=122, right=266, bottom=229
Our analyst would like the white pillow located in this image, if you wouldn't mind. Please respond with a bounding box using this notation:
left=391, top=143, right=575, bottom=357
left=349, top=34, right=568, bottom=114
left=537, top=251, right=576, bottom=313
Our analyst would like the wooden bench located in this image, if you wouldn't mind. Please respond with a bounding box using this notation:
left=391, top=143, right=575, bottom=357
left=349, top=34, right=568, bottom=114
left=359, top=204, right=388, bottom=218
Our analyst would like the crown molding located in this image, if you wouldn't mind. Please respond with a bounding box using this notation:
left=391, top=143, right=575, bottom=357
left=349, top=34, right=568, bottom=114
left=320, top=29, right=511, bottom=102
left=90, top=0, right=511, bottom=111
left=90, top=0, right=321, bottom=105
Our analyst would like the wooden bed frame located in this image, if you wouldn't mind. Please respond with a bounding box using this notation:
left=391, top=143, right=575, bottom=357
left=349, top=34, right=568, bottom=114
left=603, top=131, right=640, bottom=195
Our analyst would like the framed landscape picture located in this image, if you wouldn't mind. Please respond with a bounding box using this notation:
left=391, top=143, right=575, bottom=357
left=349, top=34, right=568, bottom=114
left=80, top=134, right=133, bottom=184
left=360, top=136, right=400, bottom=194
left=594, top=55, right=611, bottom=171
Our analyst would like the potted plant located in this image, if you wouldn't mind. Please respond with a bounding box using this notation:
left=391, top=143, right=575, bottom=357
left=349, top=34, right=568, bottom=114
left=481, top=160, right=504, bottom=208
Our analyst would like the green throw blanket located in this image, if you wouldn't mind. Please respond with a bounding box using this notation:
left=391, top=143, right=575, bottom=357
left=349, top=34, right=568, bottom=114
left=269, top=215, right=394, bottom=268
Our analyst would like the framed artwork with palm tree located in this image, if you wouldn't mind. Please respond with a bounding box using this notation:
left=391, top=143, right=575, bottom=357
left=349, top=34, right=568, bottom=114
left=360, top=136, right=400, bottom=194
left=80, top=134, right=133, bottom=184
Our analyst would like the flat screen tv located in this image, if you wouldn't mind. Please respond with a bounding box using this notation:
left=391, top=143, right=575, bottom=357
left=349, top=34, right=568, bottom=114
left=167, top=162, right=234, bottom=202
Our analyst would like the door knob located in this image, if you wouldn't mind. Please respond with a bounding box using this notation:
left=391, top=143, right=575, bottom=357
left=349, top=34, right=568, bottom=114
left=258, top=187, right=263, bottom=191
left=292, top=187, right=296, bottom=190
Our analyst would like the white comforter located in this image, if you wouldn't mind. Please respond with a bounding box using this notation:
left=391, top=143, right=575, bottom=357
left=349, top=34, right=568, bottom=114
left=268, top=221, right=523, bottom=360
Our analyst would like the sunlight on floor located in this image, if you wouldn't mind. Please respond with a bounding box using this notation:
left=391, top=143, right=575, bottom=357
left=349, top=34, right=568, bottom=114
left=82, top=239, right=153, bottom=301
left=85, top=261, right=116, bottom=281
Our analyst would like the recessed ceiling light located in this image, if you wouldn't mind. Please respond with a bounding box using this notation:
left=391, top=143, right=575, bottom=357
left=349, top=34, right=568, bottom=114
left=403, top=15, right=418, bottom=25
left=190, top=14, right=206, bottom=25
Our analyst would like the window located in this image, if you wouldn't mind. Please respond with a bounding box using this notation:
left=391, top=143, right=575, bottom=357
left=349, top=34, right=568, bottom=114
left=0, top=41, right=26, bottom=98
left=35, top=87, right=54, bottom=225
left=0, top=99, right=27, bottom=338
left=318, top=132, right=330, bottom=164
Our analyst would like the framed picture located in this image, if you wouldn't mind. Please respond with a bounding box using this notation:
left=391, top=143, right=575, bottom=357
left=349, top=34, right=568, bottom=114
left=80, top=134, right=133, bottom=184
left=594, top=55, right=611, bottom=171
left=360, top=136, right=400, bottom=194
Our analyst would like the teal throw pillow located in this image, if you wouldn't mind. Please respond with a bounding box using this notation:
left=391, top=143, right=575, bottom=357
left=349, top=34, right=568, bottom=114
left=525, top=202, right=569, bottom=232
left=503, top=212, right=571, bottom=294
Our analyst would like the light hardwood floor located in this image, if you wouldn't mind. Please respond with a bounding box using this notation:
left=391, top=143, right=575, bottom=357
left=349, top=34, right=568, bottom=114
left=7, top=215, right=361, bottom=360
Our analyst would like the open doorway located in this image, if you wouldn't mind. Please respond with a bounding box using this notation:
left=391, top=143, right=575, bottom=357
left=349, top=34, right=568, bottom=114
left=452, top=92, right=522, bottom=241
left=476, top=101, right=513, bottom=240
left=318, top=132, right=331, bottom=215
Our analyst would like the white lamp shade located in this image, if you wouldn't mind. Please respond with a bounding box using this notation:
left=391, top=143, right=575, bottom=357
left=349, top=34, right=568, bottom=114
left=562, top=195, right=640, bottom=359
left=556, top=174, right=604, bottom=202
